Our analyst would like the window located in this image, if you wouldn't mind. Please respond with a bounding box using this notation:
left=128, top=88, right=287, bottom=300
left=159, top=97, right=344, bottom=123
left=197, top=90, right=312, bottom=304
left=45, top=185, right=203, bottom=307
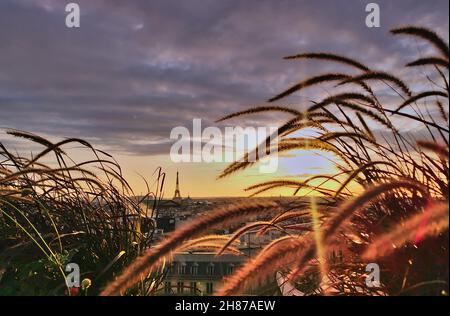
left=164, top=281, right=171, bottom=294
left=170, top=263, right=176, bottom=274
left=177, top=281, right=184, bottom=294
left=227, top=264, right=234, bottom=275
left=207, top=263, right=215, bottom=275
left=206, top=282, right=214, bottom=294
left=191, top=263, right=199, bottom=275
left=178, top=263, right=186, bottom=275
left=190, top=282, right=197, bottom=295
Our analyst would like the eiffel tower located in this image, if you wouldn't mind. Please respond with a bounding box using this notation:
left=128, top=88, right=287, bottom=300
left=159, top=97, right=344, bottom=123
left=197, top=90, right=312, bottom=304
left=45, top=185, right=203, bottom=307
left=173, top=171, right=182, bottom=200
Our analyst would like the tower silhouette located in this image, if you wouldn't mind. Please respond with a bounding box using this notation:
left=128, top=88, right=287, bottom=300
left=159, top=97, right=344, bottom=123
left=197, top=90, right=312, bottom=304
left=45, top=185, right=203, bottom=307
left=173, top=171, right=182, bottom=200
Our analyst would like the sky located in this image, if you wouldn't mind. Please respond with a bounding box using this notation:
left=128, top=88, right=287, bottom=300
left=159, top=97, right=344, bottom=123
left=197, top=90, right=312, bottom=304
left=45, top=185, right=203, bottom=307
left=0, top=0, right=448, bottom=197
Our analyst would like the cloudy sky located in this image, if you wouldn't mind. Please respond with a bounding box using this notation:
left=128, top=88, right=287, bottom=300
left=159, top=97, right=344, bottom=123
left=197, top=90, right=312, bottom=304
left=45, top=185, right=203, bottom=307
left=0, top=0, right=448, bottom=197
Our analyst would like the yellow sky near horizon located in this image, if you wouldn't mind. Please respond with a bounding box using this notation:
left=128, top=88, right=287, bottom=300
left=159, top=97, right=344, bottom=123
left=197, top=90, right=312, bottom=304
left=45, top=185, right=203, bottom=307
left=111, top=149, right=345, bottom=198
left=1, top=127, right=356, bottom=199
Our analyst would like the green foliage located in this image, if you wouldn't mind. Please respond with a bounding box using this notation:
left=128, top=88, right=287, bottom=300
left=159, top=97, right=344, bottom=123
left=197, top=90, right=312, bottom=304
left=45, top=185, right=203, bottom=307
left=0, top=132, right=166, bottom=295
